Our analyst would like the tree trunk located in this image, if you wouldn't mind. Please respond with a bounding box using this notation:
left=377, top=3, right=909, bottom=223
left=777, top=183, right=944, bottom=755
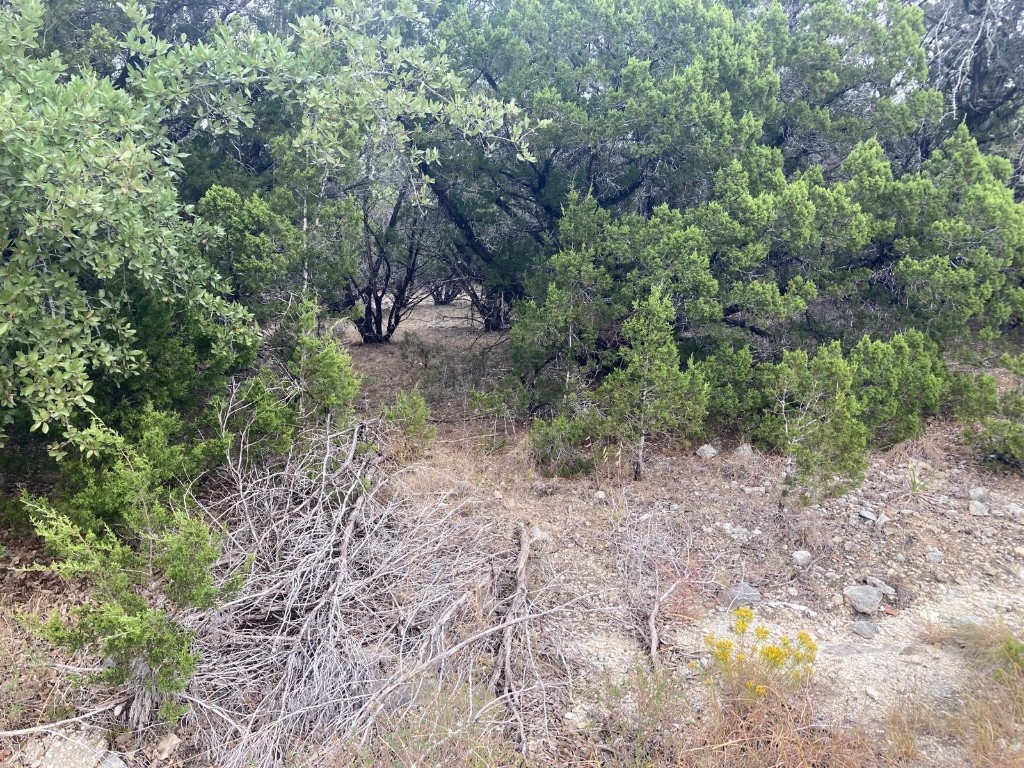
left=476, top=288, right=512, bottom=332
left=633, top=433, right=646, bottom=481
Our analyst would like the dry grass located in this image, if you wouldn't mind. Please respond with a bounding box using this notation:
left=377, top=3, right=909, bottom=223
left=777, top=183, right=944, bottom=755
left=572, top=662, right=881, bottom=768
left=336, top=680, right=523, bottom=767
left=884, top=696, right=933, bottom=763
left=945, top=620, right=1024, bottom=766
left=687, top=688, right=881, bottom=768
left=886, top=617, right=1024, bottom=768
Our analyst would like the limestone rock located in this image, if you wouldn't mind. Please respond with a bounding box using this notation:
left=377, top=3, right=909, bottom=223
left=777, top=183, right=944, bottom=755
left=843, top=584, right=883, bottom=615
left=969, top=500, right=990, bottom=516
left=792, top=550, right=813, bottom=568
left=719, top=581, right=762, bottom=608
left=852, top=621, right=879, bottom=639
left=696, top=444, right=718, bottom=459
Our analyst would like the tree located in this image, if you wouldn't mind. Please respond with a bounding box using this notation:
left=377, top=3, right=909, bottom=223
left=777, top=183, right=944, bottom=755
left=758, top=343, right=869, bottom=501
left=598, top=286, right=708, bottom=480
left=922, top=0, right=1024, bottom=193
left=0, top=0, right=255, bottom=446
left=197, top=185, right=302, bottom=311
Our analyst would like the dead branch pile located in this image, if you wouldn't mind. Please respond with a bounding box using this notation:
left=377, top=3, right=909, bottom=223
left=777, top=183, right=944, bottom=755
left=182, top=423, right=548, bottom=768
left=614, top=509, right=720, bottom=667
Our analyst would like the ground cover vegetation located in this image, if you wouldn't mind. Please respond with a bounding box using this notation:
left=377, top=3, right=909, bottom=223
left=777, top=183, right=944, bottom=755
left=2, top=0, right=1024, bottom=762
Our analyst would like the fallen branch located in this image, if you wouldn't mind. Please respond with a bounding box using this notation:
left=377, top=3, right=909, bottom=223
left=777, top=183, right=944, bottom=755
left=648, top=579, right=681, bottom=668
left=0, top=698, right=126, bottom=739
left=179, top=420, right=565, bottom=768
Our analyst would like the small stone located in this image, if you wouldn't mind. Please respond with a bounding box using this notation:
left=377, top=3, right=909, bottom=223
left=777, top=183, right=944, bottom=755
left=792, top=550, right=813, bottom=568
left=696, top=444, right=718, bottom=459
left=1006, top=503, right=1024, bottom=519
left=719, top=581, right=762, bottom=608
left=969, top=486, right=990, bottom=502
left=734, top=443, right=754, bottom=458
left=933, top=568, right=951, bottom=583
left=830, top=594, right=845, bottom=609
left=876, top=513, right=891, bottom=530
left=858, top=509, right=878, bottom=522
left=865, top=686, right=882, bottom=702
left=852, top=621, right=879, bottom=639
left=742, top=485, right=766, bottom=495
left=844, top=584, right=883, bottom=615
left=153, top=732, right=182, bottom=761
left=595, top=490, right=607, bottom=501
left=969, top=500, right=990, bottom=516
left=926, top=548, right=944, bottom=563
left=865, top=576, right=896, bottom=597
left=32, top=728, right=128, bottom=768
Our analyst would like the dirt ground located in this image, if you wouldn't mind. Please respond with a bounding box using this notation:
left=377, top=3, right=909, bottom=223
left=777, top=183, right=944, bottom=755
left=2, top=301, right=1023, bottom=766
left=348, top=302, right=1024, bottom=764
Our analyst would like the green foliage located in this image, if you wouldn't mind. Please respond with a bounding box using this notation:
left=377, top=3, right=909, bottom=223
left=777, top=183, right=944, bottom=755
left=27, top=407, right=229, bottom=723
left=0, top=0, right=256, bottom=445
left=381, top=388, right=436, bottom=461
left=529, top=412, right=599, bottom=478
left=197, top=185, right=301, bottom=311
left=967, top=354, right=1024, bottom=471
left=972, top=417, right=1024, bottom=471
left=946, top=371, right=999, bottom=423
left=598, top=286, right=708, bottom=479
left=758, top=342, right=869, bottom=499
left=848, top=330, right=949, bottom=446
left=892, top=128, right=1024, bottom=339
left=698, top=345, right=764, bottom=431
left=277, top=301, right=361, bottom=422
left=220, top=371, right=298, bottom=457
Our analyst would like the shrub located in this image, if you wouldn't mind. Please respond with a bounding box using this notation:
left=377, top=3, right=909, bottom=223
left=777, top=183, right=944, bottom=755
left=381, top=388, right=436, bottom=461
left=972, top=417, right=1024, bottom=470
left=966, top=354, right=1024, bottom=471
left=27, top=409, right=231, bottom=725
left=598, top=285, right=709, bottom=479
left=600, top=663, right=691, bottom=766
left=468, top=379, right=530, bottom=435
left=700, top=607, right=818, bottom=700
left=757, top=342, right=869, bottom=499
left=699, top=344, right=764, bottom=430
left=945, top=370, right=999, bottom=422
left=849, top=330, right=949, bottom=446
left=529, top=412, right=599, bottom=477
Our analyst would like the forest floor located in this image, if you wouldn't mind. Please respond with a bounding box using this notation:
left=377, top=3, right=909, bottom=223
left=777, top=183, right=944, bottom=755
left=2, top=301, right=1023, bottom=767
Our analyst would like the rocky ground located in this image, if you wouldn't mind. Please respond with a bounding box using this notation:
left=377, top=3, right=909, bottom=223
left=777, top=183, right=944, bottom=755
left=2, top=303, right=1022, bottom=767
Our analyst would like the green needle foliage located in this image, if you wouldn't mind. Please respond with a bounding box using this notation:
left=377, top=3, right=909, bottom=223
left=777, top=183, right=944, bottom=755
left=598, top=286, right=708, bottom=480
left=26, top=408, right=230, bottom=724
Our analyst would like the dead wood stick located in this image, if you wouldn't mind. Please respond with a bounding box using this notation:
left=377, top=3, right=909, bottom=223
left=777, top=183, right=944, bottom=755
left=489, top=523, right=531, bottom=695
left=0, top=698, right=127, bottom=738
left=648, top=579, right=681, bottom=668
